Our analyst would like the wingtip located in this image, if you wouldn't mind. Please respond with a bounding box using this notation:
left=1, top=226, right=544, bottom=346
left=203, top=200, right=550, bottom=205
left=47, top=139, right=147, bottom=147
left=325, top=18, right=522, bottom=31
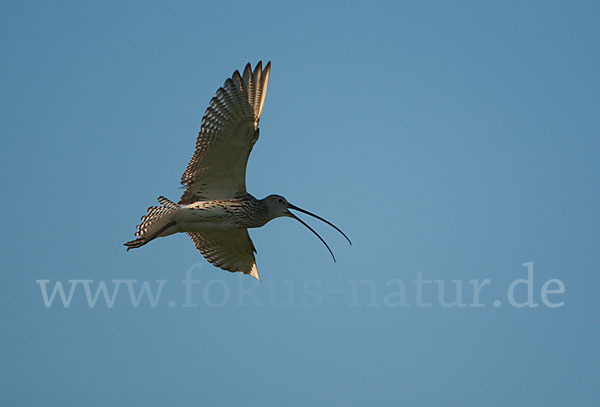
left=243, top=63, right=252, bottom=82
left=232, top=70, right=244, bottom=89
left=249, top=263, right=260, bottom=280
left=256, top=61, right=271, bottom=118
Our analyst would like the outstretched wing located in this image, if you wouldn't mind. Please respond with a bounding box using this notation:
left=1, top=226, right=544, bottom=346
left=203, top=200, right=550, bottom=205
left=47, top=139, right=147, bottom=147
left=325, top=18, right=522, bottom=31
left=188, top=229, right=260, bottom=280
left=179, top=61, right=271, bottom=204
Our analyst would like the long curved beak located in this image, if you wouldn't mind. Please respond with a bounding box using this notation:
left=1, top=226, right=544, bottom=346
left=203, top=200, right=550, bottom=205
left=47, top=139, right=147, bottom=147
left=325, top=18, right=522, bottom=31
left=286, top=203, right=352, bottom=263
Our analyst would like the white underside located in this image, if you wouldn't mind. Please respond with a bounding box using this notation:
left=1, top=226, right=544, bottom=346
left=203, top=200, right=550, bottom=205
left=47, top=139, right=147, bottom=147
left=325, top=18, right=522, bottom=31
left=160, top=206, right=242, bottom=235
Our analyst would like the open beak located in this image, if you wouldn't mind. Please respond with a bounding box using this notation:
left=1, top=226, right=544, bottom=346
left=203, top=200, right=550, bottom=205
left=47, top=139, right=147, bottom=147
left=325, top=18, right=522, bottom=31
left=286, top=203, right=352, bottom=263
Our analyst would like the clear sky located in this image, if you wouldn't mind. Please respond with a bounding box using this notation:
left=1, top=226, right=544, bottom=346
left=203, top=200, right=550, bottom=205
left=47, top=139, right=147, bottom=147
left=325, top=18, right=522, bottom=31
left=1, top=1, right=599, bottom=405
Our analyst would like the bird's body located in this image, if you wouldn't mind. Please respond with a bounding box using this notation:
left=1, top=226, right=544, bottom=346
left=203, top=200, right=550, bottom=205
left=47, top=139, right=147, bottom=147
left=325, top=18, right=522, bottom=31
left=158, top=194, right=270, bottom=235
left=125, top=62, right=350, bottom=279
left=179, top=195, right=268, bottom=230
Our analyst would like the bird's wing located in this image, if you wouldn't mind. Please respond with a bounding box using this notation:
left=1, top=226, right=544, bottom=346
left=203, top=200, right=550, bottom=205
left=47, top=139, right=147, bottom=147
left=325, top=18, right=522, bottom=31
left=179, top=61, right=271, bottom=204
left=187, top=229, right=260, bottom=280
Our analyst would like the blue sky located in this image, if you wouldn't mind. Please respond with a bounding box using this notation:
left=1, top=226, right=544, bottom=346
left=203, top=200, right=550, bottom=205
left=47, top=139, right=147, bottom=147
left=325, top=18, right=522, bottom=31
left=1, top=1, right=599, bottom=405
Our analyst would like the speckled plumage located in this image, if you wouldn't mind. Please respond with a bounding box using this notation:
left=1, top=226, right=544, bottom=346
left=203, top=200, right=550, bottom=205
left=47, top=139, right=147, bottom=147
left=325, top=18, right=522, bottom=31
left=179, top=62, right=270, bottom=203
left=181, top=194, right=271, bottom=229
left=125, top=61, right=350, bottom=280
left=126, top=62, right=271, bottom=279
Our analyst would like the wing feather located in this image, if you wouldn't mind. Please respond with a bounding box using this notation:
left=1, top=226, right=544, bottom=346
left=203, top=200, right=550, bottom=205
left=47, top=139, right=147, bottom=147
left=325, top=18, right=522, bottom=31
left=188, top=229, right=260, bottom=280
left=257, top=62, right=270, bottom=119
left=179, top=61, right=271, bottom=204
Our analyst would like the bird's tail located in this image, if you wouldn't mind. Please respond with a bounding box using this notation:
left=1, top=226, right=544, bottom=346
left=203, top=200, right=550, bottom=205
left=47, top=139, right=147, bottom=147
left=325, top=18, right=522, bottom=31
left=124, top=196, right=180, bottom=251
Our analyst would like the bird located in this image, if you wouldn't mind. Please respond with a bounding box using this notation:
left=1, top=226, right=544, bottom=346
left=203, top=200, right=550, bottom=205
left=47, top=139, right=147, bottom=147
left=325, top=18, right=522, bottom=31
left=124, top=61, right=351, bottom=280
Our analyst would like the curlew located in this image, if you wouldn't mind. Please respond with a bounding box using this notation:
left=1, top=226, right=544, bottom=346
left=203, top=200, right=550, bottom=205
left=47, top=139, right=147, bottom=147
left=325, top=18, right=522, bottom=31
left=125, top=61, right=351, bottom=279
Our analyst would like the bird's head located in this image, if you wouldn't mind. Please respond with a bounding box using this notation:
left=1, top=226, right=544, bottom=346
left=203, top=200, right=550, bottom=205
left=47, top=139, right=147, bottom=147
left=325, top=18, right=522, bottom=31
left=263, top=194, right=352, bottom=262
left=263, top=194, right=292, bottom=218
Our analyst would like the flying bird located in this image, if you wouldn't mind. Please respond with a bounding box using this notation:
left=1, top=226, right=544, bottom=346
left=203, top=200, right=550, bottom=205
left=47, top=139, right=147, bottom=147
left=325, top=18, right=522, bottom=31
left=125, top=61, right=351, bottom=279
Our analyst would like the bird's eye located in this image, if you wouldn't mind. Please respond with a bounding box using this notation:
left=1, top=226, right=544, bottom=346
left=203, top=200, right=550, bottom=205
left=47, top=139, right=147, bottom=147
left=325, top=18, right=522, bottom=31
left=278, top=198, right=283, bottom=203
